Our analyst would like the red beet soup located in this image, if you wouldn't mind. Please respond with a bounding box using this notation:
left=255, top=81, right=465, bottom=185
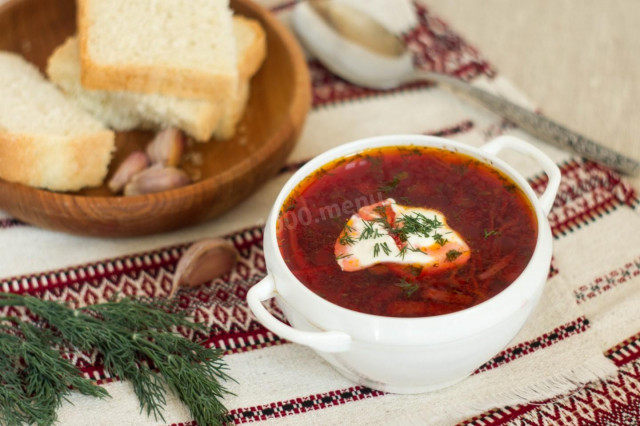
left=276, top=146, right=537, bottom=317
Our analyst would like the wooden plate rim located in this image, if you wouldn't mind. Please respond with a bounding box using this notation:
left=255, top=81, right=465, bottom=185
left=0, top=0, right=311, bottom=210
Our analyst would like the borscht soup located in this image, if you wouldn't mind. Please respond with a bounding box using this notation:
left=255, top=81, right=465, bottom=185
left=276, top=146, right=537, bottom=317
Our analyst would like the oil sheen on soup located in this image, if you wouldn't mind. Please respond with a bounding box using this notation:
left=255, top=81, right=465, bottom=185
left=276, top=146, right=538, bottom=317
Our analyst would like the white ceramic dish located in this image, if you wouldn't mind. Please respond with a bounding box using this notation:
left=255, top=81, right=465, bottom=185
left=247, top=134, right=561, bottom=394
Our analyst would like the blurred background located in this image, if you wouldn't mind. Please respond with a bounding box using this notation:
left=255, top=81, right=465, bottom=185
left=423, top=0, right=640, bottom=187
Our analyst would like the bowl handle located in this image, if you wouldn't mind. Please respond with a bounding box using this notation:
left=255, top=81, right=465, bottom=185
left=480, top=136, right=561, bottom=215
left=247, top=275, right=352, bottom=353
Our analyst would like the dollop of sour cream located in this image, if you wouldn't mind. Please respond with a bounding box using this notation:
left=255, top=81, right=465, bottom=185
left=335, top=198, right=470, bottom=272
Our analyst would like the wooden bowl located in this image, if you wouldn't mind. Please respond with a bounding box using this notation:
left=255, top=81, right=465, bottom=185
left=0, top=0, right=311, bottom=237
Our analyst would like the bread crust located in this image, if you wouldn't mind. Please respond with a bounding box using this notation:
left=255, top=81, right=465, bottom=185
left=235, top=16, right=267, bottom=80
left=77, top=0, right=238, bottom=102
left=0, top=130, right=115, bottom=191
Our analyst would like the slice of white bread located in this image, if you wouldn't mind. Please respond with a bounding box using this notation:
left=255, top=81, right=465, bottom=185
left=47, top=16, right=266, bottom=141
left=233, top=16, right=268, bottom=81
left=0, top=52, right=114, bottom=191
left=77, top=0, right=238, bottom=101
left=216, top=16, right=266, bottom=139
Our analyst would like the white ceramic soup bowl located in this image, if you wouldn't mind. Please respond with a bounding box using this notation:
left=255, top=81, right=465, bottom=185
left=247, top=134, right=561, bottom=394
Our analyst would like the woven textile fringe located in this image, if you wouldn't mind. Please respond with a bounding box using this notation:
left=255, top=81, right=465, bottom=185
left=427, top=355, right=618, bottom=425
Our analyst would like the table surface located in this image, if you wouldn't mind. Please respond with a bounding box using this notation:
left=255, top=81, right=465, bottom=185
left=423, top=0, right=640, bottom=189
left=1, top=1, right=639, bottom=425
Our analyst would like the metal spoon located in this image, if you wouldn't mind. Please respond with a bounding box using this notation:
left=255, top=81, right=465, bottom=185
left=292, top=0, right=639, bottom=176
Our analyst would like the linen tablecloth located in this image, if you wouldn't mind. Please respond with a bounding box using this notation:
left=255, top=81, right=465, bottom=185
left=1, top=0, right=639, bottom=424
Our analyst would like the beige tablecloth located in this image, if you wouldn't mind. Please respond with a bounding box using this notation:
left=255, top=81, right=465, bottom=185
left=1, top=1, right=639, bottom=425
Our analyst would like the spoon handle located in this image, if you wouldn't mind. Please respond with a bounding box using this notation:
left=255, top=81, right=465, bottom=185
left=418, top=71, right=639, bottom=176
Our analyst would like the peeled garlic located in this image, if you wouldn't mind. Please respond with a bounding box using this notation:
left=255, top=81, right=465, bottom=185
left=169, top=238, right=238, bottom=297
left=146, top=127, right=185, bottom=167
left=123, top=165, right=191, bottom=196
left=108, top=151, right=150, bottom=193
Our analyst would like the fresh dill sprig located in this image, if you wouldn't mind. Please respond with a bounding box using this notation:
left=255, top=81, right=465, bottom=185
left=0, top=293, right=234, bottom=426
left=0, top=320, right=108, bottom=426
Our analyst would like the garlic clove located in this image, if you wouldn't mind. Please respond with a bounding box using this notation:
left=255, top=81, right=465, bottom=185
left=169, top=238, right=238, bottom=297
left=108, top=151, right=150, bottom=193
left=146, top=127, right=185, bottom=167
left=123, top=165, right=191, bottom=196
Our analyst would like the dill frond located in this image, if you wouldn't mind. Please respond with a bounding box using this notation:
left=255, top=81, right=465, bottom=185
left=0, top=293, right=233, bottom=426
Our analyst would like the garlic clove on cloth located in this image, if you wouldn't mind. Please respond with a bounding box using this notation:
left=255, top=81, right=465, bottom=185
left=169, top=238, right=238, bottom=297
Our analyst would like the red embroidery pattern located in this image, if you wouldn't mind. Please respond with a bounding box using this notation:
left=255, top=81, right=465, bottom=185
left=502, top=362, right=640, bottom=426
left=474, top=317, right=590, bottom=374
left=605, top=332, right=640, bottom=367
left=408, top=3, right=494, bottom=79
left=0, top=226, right=283, bottom=380
left=426, top=119, right=475, bottom=137
left=461, top=336, right=640, bottom=425
left=573, top=257, right=640, bottom=305
left=527, top=159, right=638, bottom=238
left=213, top=329, right=285, bottom=356
left=225, top=386, right=385, bottom=424
left=548, top=256, right=559, bottom=279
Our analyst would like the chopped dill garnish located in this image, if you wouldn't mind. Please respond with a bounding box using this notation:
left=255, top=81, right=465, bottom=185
left=365, top=154, right=383, bottom=170
left=372, top=241, right=391, bottom=257
left=432, top=232, right=448, bottom=246
left=339, top=233, right=356, bottom=246
left=489, top=169, right=518, bottom=192
left=446, top=249, right=462, bottom=262
left=397, top=245, right=408, bottom=260
left=503, top=183, right=517, bottom=192
left=395, top=279, right=420, bottom=297
left=338, top=223, right=356, bottom=246
left=380, top=242, right=392, bottom=256
left=378, top=176, right=400, bottom=193
left=408, top=265, right=423, bottom=277
left=314, top=167, right=329, bottom=178
left=373, top=205, right=388, bottom=217
left=395, top=212, right=443, bottom=240
left=370, top=206, right=395, bottom=235
left=484, top=229, right=501, bottom=238
left=335, top=253, right=353, bottom=261
left=452, top=163, right=467, bottom=176
left=396, top=243, right=423, bottom=260
left=377, top=172, right=408, bottom=193
left=359, top=220, right=383, bottom=240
